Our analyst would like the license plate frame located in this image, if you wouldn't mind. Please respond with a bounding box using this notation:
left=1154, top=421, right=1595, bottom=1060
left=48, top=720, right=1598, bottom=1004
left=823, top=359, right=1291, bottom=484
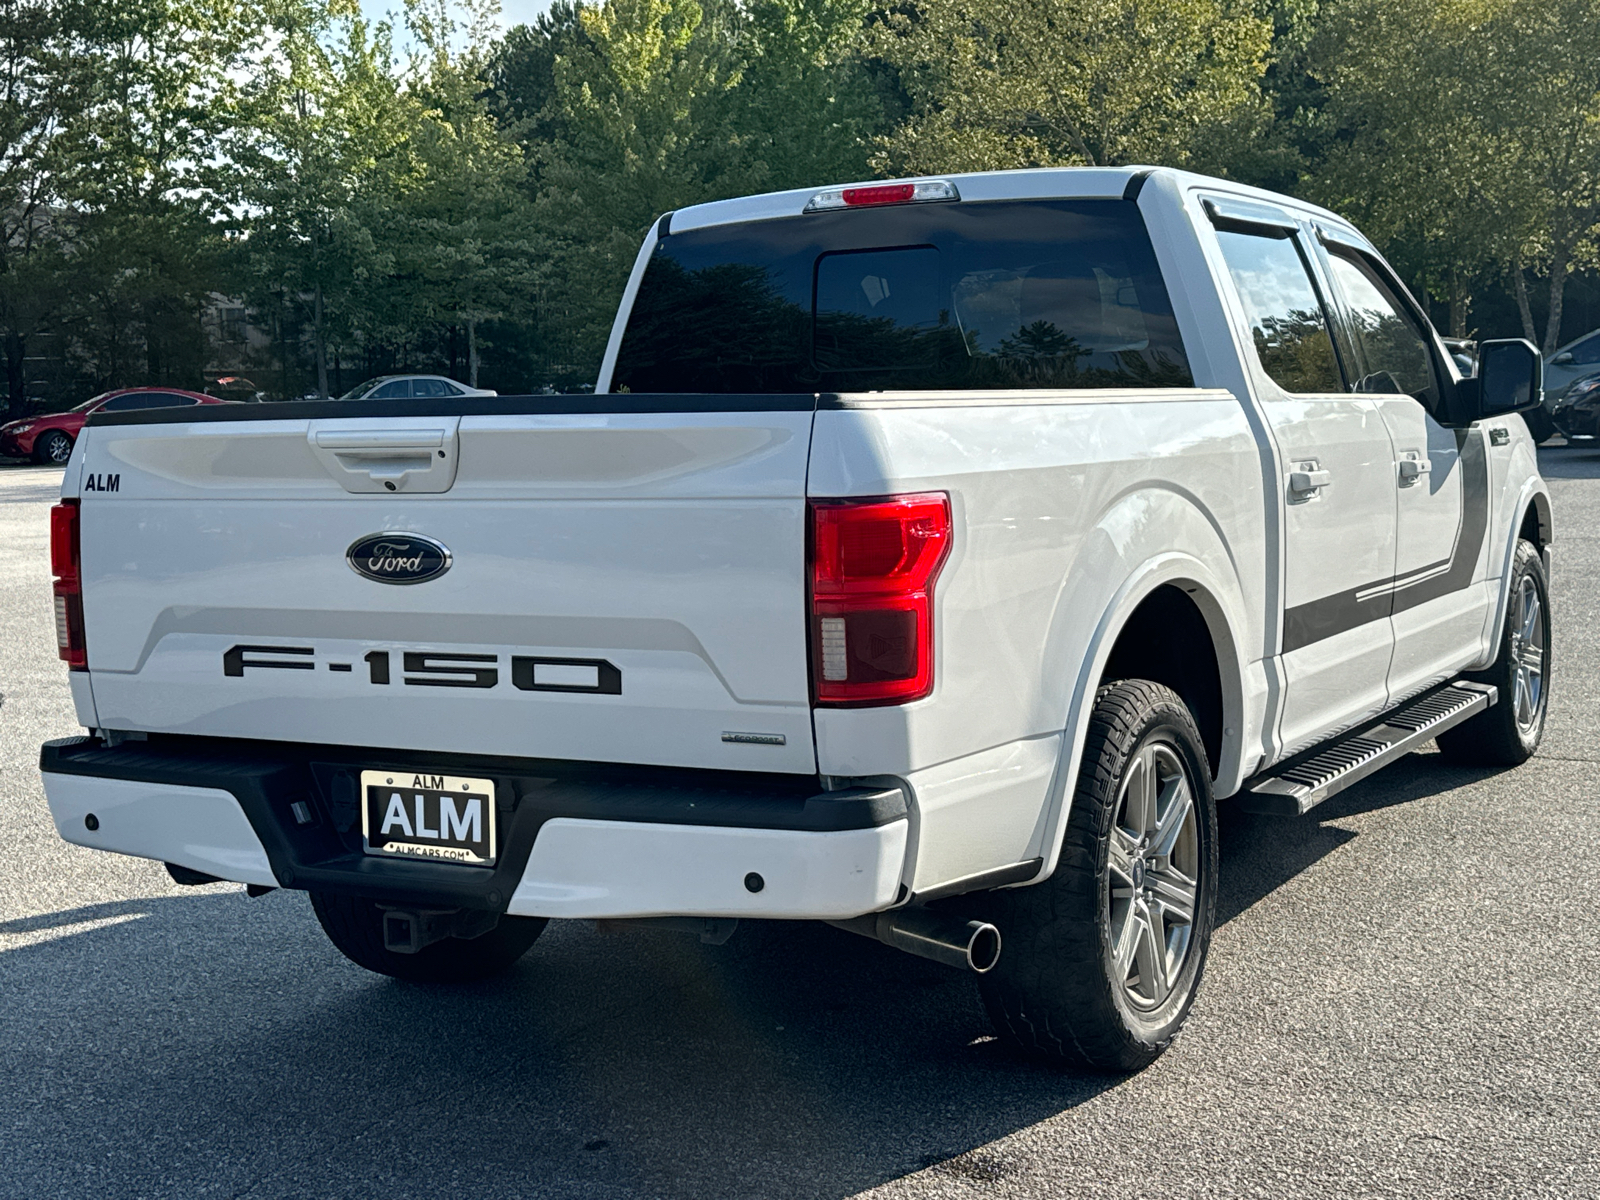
left=359, top=769, right=498, bottom=866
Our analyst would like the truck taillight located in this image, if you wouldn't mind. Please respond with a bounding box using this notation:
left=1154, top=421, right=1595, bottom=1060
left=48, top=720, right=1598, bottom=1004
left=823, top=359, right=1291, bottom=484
left=50, top=500, right=85, bottom=669
left=809, top=493, right=952, bottom=706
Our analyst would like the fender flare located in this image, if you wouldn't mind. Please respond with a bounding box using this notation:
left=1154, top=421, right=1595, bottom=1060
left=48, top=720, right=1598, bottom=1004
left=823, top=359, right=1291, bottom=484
left=1469, top=479, right=1553, bottom=672
left=1027, top=549, right=1253, bottom=884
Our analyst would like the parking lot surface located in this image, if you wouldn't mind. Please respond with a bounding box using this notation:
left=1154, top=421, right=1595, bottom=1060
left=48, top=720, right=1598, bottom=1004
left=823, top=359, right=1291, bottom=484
left=1, top=452, right=1597, bottom=1200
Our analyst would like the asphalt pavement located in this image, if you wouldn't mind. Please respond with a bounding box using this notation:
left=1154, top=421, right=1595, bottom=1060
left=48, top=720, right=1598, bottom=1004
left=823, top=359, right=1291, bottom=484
left=1, top=451, right=1596, bottom=1199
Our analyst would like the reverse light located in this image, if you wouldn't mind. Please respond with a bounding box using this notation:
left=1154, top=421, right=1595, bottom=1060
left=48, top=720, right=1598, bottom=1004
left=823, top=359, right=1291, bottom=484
left=809, top=493, right=952, bottom=706
left=803, top=180, right=960, bottom=213
left=50, top=499, right=85, bottom=669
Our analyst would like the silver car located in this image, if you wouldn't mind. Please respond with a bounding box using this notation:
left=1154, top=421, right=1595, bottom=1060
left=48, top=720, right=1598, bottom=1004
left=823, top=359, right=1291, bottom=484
left=335, top=375, right=498, bottom=400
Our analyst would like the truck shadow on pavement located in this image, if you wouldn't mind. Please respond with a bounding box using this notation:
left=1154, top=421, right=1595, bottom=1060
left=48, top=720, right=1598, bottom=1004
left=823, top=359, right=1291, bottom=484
left=0, top=751, right=1505, bottom=1200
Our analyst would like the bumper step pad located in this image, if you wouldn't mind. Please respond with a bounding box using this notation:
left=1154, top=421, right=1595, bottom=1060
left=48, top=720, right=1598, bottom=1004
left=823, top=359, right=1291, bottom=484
left=1241, top=681, right=1497, bottom=816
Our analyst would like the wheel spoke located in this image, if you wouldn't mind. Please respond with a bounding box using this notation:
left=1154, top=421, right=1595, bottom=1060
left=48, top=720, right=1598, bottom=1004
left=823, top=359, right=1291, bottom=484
left=1520, top=590, right=1541, bottom=643
left=1133, top=902, right=1168, bottom=1001
left=1123, top=749, right=1157, bottom=838
left=1149, top=778, right=1193, bottom=860
left=1521, top=644, right=1544, bottom=677
left=1112, top=905, right=1140, bottom=975
left=1108, top=826, right=1139, bottom=887
left=1146, top=866, right=1197, bottom=924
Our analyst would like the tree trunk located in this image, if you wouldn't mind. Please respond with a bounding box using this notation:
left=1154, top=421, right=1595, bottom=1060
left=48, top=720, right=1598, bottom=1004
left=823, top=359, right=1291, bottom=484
left=1448, top=267, right=1469, bottom=338
left=1544, top=243, right=1569, bottom=354
left=447, top=324, right=459, bottom=379
left=314, top=284, right=328, bottom=400
left=1513, top=261, right=1537, bottom=342
left=468, top=319, right=479, bottom=388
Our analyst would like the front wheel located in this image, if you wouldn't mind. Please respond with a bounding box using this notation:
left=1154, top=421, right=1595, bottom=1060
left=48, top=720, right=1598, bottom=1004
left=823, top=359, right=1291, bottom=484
left=34, top=430, right=73, bottom=465
left=310, top=892, right=546, bottom=983
left=978, top=680, right=1218, bottom=1071
left=1437, top=539, right=1550, bottom=765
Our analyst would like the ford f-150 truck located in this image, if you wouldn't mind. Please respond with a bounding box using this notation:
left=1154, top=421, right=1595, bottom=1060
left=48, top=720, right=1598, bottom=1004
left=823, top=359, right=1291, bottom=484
left=38, top=167, right=1553, bottom=1071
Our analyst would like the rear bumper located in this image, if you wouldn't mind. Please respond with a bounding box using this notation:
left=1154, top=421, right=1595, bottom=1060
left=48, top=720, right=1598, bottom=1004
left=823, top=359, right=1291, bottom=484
left=39, top=735, right=909, bottom=920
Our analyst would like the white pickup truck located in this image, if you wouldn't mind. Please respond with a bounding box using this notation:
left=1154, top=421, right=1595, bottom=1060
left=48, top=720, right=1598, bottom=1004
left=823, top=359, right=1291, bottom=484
left=39, top=167, right=1553, bottom=1071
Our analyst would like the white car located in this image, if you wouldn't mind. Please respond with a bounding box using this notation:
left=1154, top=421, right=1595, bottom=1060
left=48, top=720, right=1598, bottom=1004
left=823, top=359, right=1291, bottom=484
left=336, top=375, right=497, bottom=400
left=37, top=167, right=1551, bottom=1072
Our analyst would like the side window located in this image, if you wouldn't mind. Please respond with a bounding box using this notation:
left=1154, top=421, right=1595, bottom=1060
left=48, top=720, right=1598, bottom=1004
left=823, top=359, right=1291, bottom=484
left=1324, top=249, right=1440, bottom=410
left=1570, top=334, right=1600, bottom=366
left=1214, top=228, right=1343, bottom=394
left=369, top=380, right=411, bottom=399
left=99, top=392, right=193, bottom=412
left=412, top=378, right=453, bottom=397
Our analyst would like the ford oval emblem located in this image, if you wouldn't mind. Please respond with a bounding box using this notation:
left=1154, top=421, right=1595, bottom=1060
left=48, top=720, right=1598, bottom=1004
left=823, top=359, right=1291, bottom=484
left=347, top=532, right=452, bottom=585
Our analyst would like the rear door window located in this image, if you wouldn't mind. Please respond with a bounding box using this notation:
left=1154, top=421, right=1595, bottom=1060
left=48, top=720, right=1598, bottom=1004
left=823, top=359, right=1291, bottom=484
left=612, top=199, right=1192, bottom=393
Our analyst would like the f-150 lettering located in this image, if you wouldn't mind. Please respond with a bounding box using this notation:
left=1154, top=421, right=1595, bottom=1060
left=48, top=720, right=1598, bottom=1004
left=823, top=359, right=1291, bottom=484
left=223, top=645, right=621, bottom=694
left=39, top=167, right=1553, bottom=1072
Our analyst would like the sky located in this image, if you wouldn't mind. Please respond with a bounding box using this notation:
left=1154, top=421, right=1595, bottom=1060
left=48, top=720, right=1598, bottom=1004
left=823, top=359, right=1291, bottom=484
left=358, top=0, right=555, bottom=41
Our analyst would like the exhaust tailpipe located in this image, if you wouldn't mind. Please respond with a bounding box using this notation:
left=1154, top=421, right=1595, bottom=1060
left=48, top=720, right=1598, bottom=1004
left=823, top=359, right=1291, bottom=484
left=829, top=908, right=1001, bottom=973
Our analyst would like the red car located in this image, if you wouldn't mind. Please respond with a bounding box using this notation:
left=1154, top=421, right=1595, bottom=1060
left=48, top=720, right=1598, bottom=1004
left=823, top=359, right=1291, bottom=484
left=0, top=388, right=232, bottom=465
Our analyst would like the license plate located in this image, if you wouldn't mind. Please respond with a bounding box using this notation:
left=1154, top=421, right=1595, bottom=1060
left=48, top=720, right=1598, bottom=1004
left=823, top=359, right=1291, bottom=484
left=360, top=770, right=498, bottom=866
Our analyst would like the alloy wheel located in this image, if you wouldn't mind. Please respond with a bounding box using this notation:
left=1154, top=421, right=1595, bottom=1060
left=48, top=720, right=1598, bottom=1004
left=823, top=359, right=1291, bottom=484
left=1509, top=574, right=1547, bottom=735
left=1106, top=741, right=1201, bottom=1011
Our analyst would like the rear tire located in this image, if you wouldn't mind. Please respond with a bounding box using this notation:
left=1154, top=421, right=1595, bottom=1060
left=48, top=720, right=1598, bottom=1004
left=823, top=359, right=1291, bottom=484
left=34, top=430, right=72, bottom=465
left=978, top=680, right=1218, bottom=1071
left=310, top=892, right=546, bottom=982
left=1436, top=539, right=1550, bottom=766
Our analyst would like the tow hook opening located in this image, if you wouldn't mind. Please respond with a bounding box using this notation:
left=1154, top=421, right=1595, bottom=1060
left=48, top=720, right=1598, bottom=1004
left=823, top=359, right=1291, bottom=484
left=380, top=906, right=500, bottom=955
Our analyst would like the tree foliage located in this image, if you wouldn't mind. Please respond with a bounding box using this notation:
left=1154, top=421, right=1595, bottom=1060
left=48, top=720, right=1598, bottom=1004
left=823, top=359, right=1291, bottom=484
left=868, top=0, right=1272, bottom=173
left=1, top=0, right=1598, bottom=414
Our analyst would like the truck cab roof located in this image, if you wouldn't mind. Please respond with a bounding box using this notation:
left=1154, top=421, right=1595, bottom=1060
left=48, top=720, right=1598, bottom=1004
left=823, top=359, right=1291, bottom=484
left=666, top=166, right=1363, bottom=243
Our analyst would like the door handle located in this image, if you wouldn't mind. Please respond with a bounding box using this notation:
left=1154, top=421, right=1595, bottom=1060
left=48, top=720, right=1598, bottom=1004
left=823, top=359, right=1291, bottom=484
left=313, top=430, right=446, bottom=451
left=1288, top=469, right=1331, bottom=495
left=1398, top=457, right=1431, bottom=483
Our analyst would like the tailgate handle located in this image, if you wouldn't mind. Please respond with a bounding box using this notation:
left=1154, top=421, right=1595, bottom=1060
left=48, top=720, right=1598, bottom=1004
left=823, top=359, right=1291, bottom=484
left=314, top=430, right=445, bottom=452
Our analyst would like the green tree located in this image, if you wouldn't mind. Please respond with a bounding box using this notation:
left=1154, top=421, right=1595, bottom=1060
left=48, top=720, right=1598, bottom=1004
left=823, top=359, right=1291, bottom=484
left=1310, top=0, right=1600, bottom=344
left=232, top=0, right=417, bottom=398
left=868, top=0, right=1272, bottom=174
left=380, top=0, right=538, bottom=386
left=0, top=0, right=78, bottom=414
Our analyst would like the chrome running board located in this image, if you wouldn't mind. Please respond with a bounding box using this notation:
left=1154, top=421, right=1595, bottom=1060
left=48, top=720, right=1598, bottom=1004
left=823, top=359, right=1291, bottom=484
left=1241, top=681, right=1497, bottom=816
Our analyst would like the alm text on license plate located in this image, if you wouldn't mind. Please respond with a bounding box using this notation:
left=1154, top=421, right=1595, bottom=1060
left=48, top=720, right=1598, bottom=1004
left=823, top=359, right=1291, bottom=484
left=360, top=769, right=498, bottom=866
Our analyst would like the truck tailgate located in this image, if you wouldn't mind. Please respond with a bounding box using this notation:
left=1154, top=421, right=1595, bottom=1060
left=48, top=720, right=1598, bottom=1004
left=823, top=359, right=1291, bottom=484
left=73, top=403, right=817, bottom=774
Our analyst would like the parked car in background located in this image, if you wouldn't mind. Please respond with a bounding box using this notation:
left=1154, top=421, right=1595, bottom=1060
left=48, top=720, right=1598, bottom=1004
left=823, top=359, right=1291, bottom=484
left=207, top=376, right=266, bottom=403
left=336, top=375, right=497, bottom=400
left=1551, top=371, right=1600, bottom=441
left=0, top=388, right=232, bottom=464
left=1545, top=328, right=1600, bottom=401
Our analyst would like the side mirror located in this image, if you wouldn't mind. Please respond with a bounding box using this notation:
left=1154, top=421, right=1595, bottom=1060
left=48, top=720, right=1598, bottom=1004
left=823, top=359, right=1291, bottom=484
left=1453, top=338, right=1542, bottom=424
left=1553, top=351, right=1575, bottom=365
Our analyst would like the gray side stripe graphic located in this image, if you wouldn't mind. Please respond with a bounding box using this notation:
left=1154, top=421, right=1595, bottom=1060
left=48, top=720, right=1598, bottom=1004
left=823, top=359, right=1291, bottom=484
left=1283, top=431, right=1487, bottom=653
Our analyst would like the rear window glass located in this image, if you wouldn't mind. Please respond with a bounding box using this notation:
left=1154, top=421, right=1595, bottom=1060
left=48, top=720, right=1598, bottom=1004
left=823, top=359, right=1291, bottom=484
left=611, top=199, right=1193, bottom=393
